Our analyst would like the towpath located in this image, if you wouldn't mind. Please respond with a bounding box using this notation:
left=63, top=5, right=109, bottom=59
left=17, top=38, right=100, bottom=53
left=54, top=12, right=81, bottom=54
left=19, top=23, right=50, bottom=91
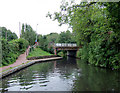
left=0, top=46, right=30, bottom=72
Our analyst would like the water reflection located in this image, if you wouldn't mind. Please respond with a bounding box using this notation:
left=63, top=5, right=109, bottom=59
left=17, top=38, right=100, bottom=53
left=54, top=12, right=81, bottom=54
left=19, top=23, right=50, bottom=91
left=73, top=59, right=120, bottom=91
left=1, top=58, right=120, bottom=92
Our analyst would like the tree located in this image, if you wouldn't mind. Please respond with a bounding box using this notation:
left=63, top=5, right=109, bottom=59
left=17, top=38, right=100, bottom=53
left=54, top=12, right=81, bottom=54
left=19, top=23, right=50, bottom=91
left=46, top=33, right=59, bottom=44
left=47, top=1, right=120, bottom=69
left=0, top=27, right=18, bottom=41
left=103, top=2, right=120, bottom=33
left=57, top=30, right=76, bottom=43
left=21, top=24, right=37, bottom=45
left=38, top=35, right=48, bottom=51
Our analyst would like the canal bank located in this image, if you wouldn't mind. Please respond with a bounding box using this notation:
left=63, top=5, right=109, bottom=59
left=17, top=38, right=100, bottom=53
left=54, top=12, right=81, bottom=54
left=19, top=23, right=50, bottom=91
left=0, top=57, right=62, bottom=79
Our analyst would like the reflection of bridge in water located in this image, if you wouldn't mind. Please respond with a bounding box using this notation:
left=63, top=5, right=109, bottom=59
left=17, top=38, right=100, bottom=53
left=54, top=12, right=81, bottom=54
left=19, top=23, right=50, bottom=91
left=53, top=43, right=81, bottom=57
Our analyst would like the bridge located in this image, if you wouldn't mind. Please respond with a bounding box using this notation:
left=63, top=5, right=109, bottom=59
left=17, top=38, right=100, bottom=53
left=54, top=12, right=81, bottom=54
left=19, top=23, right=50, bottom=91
left=53, top=43, right=81, bottom=57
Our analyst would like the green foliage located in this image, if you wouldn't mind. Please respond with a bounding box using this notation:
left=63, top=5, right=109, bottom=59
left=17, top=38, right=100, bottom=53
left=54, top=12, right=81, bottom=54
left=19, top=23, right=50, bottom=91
left=38, top=35, right=48, bottom=51
left=29, top=46, right=34, bottom=52
left=2, top=38, right=29, bottom=66
left=58, top=51, right=64, bottom=57
left=47, top=46, right=54, bottom=54
left=58, top=50, right=67, bottom=58
left=88, top=32, right=120, bottom=69
left=56, top=30, right=76, bottom=43
left=46, top=33, right=59, bottom=43
left=103, top=2, right=120, bottom=32
left=37, top=31, right=76, bottom=54
left=21, top=24, right=37, bottom=45
left=77, top=44, right=89, bottom=61
left=0, top=27, right=18, bottom=41
left=48, top=1, right=120, bottom=69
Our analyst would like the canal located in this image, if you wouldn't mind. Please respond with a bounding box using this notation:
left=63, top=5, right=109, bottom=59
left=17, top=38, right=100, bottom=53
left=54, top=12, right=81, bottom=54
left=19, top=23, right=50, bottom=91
left=1, top=57, right=120, bottom=91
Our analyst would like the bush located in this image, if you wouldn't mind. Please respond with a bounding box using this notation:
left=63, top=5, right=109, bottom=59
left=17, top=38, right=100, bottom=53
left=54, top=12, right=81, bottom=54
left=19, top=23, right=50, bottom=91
left=77, top=33, right=120, bottom=69
left=77, top=44, right=89, bottom=62
left=47, top=47, right=54, bottom=54
left=2, top=38, right=29, bottom=66
left=9, top=38, right=29, bottom=53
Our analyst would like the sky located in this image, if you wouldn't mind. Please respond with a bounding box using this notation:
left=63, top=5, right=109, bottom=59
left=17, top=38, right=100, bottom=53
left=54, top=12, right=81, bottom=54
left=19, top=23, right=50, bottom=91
left=0, top=0, right=73, bottom=38
left=0, top=0, right=119, bottom=37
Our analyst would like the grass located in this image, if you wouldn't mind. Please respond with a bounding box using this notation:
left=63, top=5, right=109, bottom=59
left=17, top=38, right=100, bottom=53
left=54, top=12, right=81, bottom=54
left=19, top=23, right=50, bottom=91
left=0, top=48, right=52, bottom=73
left=27, top=48, right=53, bottom=58
left=0, top=48, right=52, bottom=74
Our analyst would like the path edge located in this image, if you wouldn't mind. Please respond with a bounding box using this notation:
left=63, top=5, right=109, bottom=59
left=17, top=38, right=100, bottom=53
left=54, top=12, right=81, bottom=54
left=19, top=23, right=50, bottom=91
left=0, top=57, right=62, bottom=79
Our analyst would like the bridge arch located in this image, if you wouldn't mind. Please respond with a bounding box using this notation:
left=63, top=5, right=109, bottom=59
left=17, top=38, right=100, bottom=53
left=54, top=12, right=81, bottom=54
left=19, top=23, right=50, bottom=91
left=53, top=43, right=80, bottom=57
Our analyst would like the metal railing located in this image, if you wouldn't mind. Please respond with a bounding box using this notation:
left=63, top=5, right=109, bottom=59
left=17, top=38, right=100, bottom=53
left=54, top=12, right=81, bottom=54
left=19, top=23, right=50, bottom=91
left=54, top=43, right=77, bottom=47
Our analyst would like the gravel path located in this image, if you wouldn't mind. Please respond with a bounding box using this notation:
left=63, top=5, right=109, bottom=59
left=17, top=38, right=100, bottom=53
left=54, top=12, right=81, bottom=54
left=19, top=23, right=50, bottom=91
left=0, top=46, right=30, bottom=72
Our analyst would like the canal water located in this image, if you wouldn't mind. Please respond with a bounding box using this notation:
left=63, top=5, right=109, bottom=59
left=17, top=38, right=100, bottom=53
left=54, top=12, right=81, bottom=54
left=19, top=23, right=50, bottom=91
left=1, top=57, right=120, bottom=91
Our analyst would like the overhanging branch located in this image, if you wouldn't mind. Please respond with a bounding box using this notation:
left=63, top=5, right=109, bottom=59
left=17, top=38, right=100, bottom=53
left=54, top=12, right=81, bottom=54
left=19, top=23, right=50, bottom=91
left=73, top=2, right=97, bottom=8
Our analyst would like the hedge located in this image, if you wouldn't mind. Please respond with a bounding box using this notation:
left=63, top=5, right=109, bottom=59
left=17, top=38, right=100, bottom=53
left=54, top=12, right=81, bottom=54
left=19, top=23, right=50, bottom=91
left=1, top=38, right=29, bottom=66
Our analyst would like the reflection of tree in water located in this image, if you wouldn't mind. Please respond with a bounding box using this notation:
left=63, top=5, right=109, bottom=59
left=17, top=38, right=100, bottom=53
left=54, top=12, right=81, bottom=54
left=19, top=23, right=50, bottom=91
left=1, top=62, right=54, bottom=91
left=55, top=57, right=79, bottom=79
left=72, top=59, right=120, bottom=91
left=19, top=62, right=54, bottom=86
left=2, top=59, right=119, bottom=91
